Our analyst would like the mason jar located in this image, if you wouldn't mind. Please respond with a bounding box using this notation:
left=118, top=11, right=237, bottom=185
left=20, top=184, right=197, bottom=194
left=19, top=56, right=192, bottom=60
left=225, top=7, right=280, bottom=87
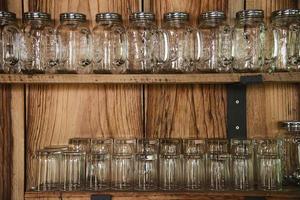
left=92, top=13, right=127, bottom=74
left=271, top=9, right=300, bottom=72
left=196, top=11, right=232, bottom=73
left=57, top=13, right=92, bottom=74
left=127, top=12, right=168, bottom=73
left=232, top=10, right=265, bottom=72
left=21, top=12, right=58, bottom=74
left=0, top=11, right=20, bottom=73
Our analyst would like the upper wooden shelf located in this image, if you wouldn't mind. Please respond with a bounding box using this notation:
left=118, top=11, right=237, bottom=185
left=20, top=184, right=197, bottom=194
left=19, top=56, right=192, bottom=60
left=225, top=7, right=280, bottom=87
left=0, top=72, right=299, bottom=84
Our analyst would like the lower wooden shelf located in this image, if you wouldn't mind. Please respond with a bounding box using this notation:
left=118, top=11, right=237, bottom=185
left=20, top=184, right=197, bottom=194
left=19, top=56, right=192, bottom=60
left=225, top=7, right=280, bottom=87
left=25, top=189, right=300, bottom=200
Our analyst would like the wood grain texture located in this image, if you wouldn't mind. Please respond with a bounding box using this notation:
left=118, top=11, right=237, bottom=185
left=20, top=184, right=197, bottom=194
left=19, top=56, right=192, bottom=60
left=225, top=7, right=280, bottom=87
left=26, top=84, right=143, bottom=189
left=7, top=0, right=23, bottom=18
left=146, top=85, right=227, bottom=139
left=247, top=83, right=300, bottom=138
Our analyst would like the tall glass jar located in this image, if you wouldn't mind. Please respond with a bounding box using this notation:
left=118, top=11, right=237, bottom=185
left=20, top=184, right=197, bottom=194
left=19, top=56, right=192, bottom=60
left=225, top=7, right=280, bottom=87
left=271, top=9, right=300, bottom=72
left=21, top=12, right=58, bottom=74
left=92, top=13, right=127, bottom=74
left=57, top=13, right=92, bottom=74
left=0, top=11, right=20, bottom=73
left=196, top=11, right=232, bottom=73
left=232, top=10, right=265, bottom=72
left=127, top=12, right=168, bottom=73
left=163, top=12, right=194, bottom=73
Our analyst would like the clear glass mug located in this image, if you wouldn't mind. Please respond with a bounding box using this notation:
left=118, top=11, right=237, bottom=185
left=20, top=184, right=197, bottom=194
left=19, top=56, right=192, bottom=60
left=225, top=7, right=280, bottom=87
left=183, top=139, right=206, bottom=190
left=21, top=12, right=58, bottom=74
left=135, top=139, right=158, bottom=190
left=255, top=138, right=283, bottom=191
left=0, top=11, right=21, bottom=73
left=159, top=138, right=182, bottom=190
left=232, top=10, right=265, bottom=72
left=92, top=13, right=127, bottom=74
left=86, top=138, right=112, bottom=190
left=111, top=138, right=136, bottom=190
left=206, top=139, right=231, bottom=191
left=196, top=11, right=232, bottom=73
left=127, top=12, right=168, bottom=73
left=230, top=139, right=254, bottom=190
left=57, top=13, right=92, bottom=74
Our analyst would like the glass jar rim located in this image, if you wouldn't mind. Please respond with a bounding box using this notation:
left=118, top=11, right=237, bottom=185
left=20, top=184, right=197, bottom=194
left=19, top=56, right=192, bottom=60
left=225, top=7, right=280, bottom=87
left=199, top=11, right=225, bottom=21
left=129, top=12, right=155, bottom=21
left=271, top=9, right=300, bottom=20
left=0, top=11, right=16, bottom=21
left=60, top=12, right=86, bottom=22
left=96, top=12, right=122, bottom=22
left=24, top=12, right=51, bottom=21
left=164, top=11, right=189, bottom=21
left=236, top=9, right=264, bottom=20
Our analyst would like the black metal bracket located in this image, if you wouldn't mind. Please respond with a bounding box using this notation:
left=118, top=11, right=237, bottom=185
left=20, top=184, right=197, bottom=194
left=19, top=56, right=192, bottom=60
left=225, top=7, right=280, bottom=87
left=91, top=194, right=112, bottom=200
left=245, top=197, right=266, bottom=200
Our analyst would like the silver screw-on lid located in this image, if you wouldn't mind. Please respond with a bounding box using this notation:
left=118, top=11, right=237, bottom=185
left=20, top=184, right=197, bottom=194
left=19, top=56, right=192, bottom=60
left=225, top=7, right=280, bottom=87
left=164, top=12, right=189, bottom=21
left=60, top=12, right=86, bottom=22
left=199, top=11, right=225, bottom=20
left=280, top=121, right=300, bottom=132
left=0, top=11, right=16, bottom=21
left=96, top=12, right=122, bottom=22
left=24, top=12, right=51, bottom=21
left=236, top=9, right=264, bottom=20
left=271, top=9, right=300, bottom=19
left=129, top=12, right=155, bottom=21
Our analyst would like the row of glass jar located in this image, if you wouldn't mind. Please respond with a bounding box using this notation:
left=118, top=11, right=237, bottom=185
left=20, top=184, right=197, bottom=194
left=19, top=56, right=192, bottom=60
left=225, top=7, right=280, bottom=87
left=1, top=9, right=300, bottom=74
left=34, top=137, right=287, bottom=192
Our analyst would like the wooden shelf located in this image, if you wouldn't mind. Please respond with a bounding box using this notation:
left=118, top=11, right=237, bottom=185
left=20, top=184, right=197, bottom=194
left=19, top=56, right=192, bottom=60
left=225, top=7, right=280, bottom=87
left=25, top=189, right=300, bottom=200
left=0, top=72, right=299, bottom=84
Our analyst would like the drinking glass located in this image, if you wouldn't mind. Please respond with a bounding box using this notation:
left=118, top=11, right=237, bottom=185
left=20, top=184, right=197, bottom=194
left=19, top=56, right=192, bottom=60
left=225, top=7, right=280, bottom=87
left=183, top=139, right=206, bottom=190
left=255, top=138, right=283, bottom=191
left=111, top=138, right=136, bottom=190
left=35, top=149, right=48, bottom=191
left=230, top=139, right=254, bottom=190
left=159, top=138, right=182, bottom=190
left=86, top=138, right=112, bottom=190
left=135, top=139, right=158, bottom=190
left=206, top=139, right=231, bottom=191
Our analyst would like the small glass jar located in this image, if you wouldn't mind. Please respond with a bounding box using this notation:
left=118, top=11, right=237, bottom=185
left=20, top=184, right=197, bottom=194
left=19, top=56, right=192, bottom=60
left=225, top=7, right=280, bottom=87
left=280, top=121, right=300, bottom=185
left=0, top=11, right=20, bottom=73
left=21, top=12, right=58, bottom=74
left=162, top=12, right=194, bottom=73
left=230, top=139, right=254, bottom=190
left=255, top=138, right=283, bottom=191
left=197, top=11, right=232, bottom=73
left=57, top=13, right=92, bottom=74
left=271, top=9, right=300, bottom=72
left=206, top=139, right=231, bottom=191
left=232, top=10, right=265, bottom=72
left=135, top=139, right=158, bottom=190
left=182, top=139, right=206, bottom=190
left=127, top=12, right=168, bottom=73
left=86, top=138, right=112, bottom=190
left=159, top=138, right=182, bottom=190
left=92, top=13, right=127, bottom=74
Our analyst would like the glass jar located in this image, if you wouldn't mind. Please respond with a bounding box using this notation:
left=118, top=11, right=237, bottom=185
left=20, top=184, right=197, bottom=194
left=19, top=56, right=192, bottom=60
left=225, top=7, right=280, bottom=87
left=21, top=12, right=58, bottom=74
left=57, top=13, right=92, bottom=74
left=0, top=11, right=20, bottom=73
left=271, top=9, right=300, bottom=72
left=197, top=11, right=232, bottom=73
left=69, top=137, right=91, bottom=152
left=163, top=12, right=194, bottom=73
left=280, top=121, right=300, bottom=185
left=92, top=13, right=127, bottom=74
left=127, top=12, right=168, bottom=73
left=182, top=139, right=206, bottom=190
left=232, top=10, right=265, bottom=72
left=159, top=138, right=182, bottom=190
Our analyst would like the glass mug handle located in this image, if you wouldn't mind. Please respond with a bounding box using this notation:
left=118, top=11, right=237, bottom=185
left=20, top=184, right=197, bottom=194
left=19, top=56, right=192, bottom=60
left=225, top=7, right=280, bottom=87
left=156, top=29, right=169, bottom=66
left=194, top=29, right=202, bottom=63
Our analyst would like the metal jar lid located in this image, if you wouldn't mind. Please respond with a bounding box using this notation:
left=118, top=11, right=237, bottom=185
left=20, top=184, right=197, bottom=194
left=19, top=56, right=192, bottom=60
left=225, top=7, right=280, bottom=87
left=199, top=11, right=225, bottom=21
left=280, top=121, right=300, bottom=132
left=0, top=11, right=16, bottom=21
left=164, top=12, right=189, bottom=21
left=96, top=12, right=122, bottom=22
left=60, top=12, right=86, bottom=22
left=24, top=12, right=51, bottom=21
left=271, top=9, right=300, bottom=20
left=236, top=9, right=264, bottom=20
left=129, top=12, right=155, bottom=21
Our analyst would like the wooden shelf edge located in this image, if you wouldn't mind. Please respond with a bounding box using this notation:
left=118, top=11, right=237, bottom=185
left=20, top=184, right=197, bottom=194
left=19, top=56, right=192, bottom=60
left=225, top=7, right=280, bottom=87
left=0, top=72, right=298, bottom=84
